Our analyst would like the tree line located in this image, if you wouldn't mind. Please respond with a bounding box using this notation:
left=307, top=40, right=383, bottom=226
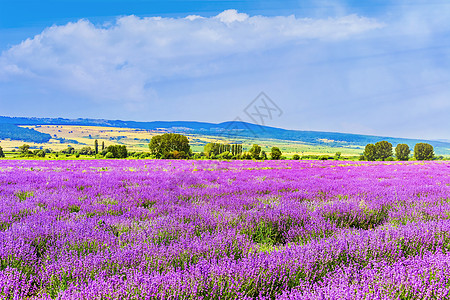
left=148, top=133, right=284, bottom=160
left=0, top=134, right=445, bottom=161
left=6, top=140, right=128, bottom=159
left=362, top=141, right=435, bottom=161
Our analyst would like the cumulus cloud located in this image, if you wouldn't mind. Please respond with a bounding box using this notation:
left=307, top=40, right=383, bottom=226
left=0, top=10, right=383, bottom=104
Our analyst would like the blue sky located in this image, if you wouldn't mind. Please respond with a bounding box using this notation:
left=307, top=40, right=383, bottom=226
left=1, top=0, right=450, bottom=140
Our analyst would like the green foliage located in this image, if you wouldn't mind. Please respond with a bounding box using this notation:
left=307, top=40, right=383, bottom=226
left=204, top=143, right=232, bottom=157
left=292, top=154, right=300, bottom=160
left=242, top=153, right=252, bottom=160
left=61, top=146, right=75, bottom=154
left=375, top=141, right=393, bottom=161
left=149, top=133, right=190, bottom=159
left=79, top=146, right=94, bottom=155
left=323, top=206, right=389, bottom=230
left=218, top=151, right=232, bottom=159
left=16, top=191, right=34, bottom=201
left=414, top=143, right=434, bottom=160
left=0, top=146, right=4, bottom=158
left=363, top=144, right=377, bottom=161
left=242, top=220, right=286, bottom=246
left=270, top=147, right=282, bottom=160
left=249, top=144, right=262, bottom=159
left=94, top=139, right=99, bottom=154
left=105, top=152, right=114, bottom=159
left=35, top=150, right=46, bottom=158
left=395, top=144, right=411, bottom=161
left=260, top=150, right=267, bottom=160
left=193, top=153, right=205, bottom=159
left=19, top=144, right=31, bottom=155
left=165, top=150, right=188, bottom=159
left=231, top=144, right=243, bottom=156
left=334, top=152, right=342, bottom=160
left=106, top=145, right=128, bottom=158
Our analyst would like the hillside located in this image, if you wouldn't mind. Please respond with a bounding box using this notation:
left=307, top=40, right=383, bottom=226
left=1, top=116, right=449, bottom=155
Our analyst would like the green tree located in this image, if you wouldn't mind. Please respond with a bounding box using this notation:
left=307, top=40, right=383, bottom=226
left=61, top=146, right=75, bottom=154
left=19, top=144, right=31, bottom=155
left=106, top=145, right=128, bottom=158
left=395, top=144, right=411, bottom=161
left=204, top=143, right=219, bottom=157
left=292, top=154, right=300, bottom=160
left=36, top=150, right=45, bottom=158
left=102, top=141, right=105, bottom=151
left=94, top=140, right=99, bottom=154
left=249, top=144, right=261, bottom=159
left=0, top=146, right=4, bottom=158
left=231, top=144, right=243, bottom=156
left=414, top=143, right=434, bottom=160
left=374, top=141, right=393, bottom=161
left=79, top=147, right=94, bottom=155
left=270, top=147, right=282, bottom=160
left=204, top=143, right=232, bottom=157
left=260, top=151, right=267, bottom=160
left=218, top=151, right=232, bottom=160
left=149, top=133, right=190, bottom=159
left=363, top=144, right=377, bottom=161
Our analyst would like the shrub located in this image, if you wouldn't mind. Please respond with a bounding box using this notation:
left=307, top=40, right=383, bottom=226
left=242, top=153, right=252, bottom=160
left=218, top=151, right=232, bottom=160
left=334, top=152, right=342, bottom=160
left=292, top=154, right=300, bottom=160
left=193, top=153, right=205, bottom=159
left=166, top=150, right=188, bottom=159
left=105, top=152, right=114, bottom=159
left=0, top=146, right=4, bottom=158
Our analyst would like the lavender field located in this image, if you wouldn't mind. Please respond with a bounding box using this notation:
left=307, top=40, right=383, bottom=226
left=1, top=159, right=450, bottom=299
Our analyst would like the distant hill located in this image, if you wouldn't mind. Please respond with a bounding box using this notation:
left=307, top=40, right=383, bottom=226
left=0, top=123, right=52, bottom=143
left=1, top=116, right=449, bottom=155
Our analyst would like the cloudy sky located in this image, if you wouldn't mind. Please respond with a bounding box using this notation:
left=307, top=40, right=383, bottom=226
left=1, top=0, right=449, bottom=140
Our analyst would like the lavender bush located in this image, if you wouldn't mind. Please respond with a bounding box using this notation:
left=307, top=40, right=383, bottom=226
left=1, top=159, right=449, bottom=299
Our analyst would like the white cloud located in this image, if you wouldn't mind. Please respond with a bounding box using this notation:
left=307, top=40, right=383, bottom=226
left=0, top=10, right=383, bottom=104
left=215, top=9, right=249, bottom=23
